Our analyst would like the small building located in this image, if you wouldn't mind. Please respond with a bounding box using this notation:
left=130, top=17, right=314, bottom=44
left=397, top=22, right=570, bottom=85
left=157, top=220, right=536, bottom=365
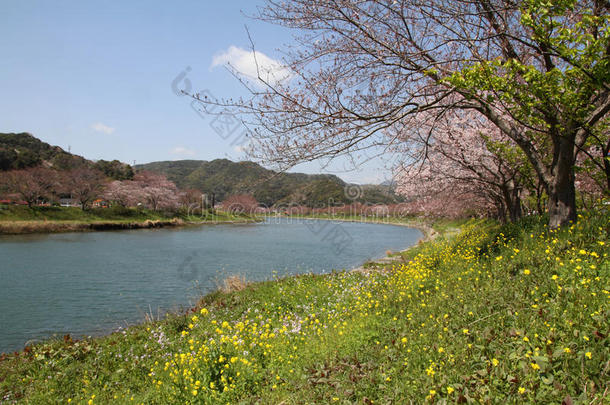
left=59, top=198, right=79, bottom=207
left=92, top=199, right=109, bottom=208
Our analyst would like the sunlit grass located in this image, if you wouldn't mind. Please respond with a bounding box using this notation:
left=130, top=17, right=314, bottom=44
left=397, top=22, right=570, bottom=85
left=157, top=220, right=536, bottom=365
left=0, top=209, right=607, bottom=403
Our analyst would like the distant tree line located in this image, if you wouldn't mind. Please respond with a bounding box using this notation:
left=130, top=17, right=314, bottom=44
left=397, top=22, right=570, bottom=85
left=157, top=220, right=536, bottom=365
left=0, top=166, right=181, bottom=211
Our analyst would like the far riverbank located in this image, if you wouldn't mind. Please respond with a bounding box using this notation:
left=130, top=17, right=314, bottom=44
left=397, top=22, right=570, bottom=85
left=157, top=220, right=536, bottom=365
left=288, top=214, right=439, bottom=241
left=0, top=205, right=259, bottom=235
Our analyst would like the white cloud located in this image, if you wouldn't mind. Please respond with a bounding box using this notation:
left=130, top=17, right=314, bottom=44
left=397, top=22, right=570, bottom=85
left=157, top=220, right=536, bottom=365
left=91, top=122, right=115, bottom=135
left=170, top=146, right=196, bottom=156
left=211, top=46, right=292, bottom=87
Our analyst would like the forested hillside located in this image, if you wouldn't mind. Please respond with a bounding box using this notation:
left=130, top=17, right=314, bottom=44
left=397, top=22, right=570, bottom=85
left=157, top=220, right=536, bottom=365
left=0, top=132, right=87, bottom=171
left=1, top=133, right=402, bottom=207
left=0, top=133, right=133, bottom=180
left=136, top=159, right=403, bottom=207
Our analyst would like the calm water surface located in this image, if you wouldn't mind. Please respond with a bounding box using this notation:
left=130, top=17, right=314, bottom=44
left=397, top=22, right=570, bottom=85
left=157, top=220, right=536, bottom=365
left=0, top=218, right=421, bottom=352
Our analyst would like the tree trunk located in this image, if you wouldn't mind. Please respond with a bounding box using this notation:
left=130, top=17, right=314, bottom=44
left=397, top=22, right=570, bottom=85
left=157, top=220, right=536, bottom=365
left=502, top=181, right=522, bottom=222
left=602, top=140, right=610, bottom=195
left=547, top=136, right=577, bottom=229
left=508, top=186, right=522, bottom=222
left=495, top=198, right=507, bottom=223
left=536, top=181, right=544, bottom=214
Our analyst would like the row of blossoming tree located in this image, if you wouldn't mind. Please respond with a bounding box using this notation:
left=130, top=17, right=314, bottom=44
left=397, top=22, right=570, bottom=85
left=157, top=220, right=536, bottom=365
left=0, top=167, right=186, bottom=211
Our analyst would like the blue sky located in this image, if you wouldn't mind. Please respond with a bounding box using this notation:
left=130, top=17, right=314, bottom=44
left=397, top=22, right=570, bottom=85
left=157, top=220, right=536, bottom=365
left=0, top=1, right=391, bottom=184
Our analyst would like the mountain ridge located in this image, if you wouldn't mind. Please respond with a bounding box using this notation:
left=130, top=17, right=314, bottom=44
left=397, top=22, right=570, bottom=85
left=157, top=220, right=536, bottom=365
left=0, top=132, right=403, bottom=207
left=135, top=159, right=404, bottom=207
left=0, top=132, right=133, bottom=180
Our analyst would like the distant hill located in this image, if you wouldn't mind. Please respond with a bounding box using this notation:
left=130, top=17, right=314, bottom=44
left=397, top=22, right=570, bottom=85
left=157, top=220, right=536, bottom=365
left=0, top=132, right=133, bottom=179
left=1, top=133, right=401, bottom=206
left=136, top=159, right=404, bottom=207
left=0, top=132, right=88, bottom=171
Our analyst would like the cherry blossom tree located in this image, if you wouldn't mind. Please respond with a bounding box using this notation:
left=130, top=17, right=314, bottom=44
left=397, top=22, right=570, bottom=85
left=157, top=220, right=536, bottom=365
left=395, top=109, right=530, bottom=221
left=180, top=188, right=204, bottom=208
left=196, top=0, right=609, bottom=227
left=222, top=194, right=259, bottom=215
left=132, top=171, right=181, bottom=211
left=101, top=172, right=182, bottom=211
left=103, top=180, right=136, bottom=207
left=61, top=167, right=106, bottom=210
left=1, top=167, right=59, bottom=207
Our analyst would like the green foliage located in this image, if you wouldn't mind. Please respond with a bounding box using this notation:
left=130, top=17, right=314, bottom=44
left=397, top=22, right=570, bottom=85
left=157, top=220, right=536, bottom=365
left=0, top=133, right=89, bottom=171
left=93, top=160, right=134, bottom=180
left=136, top=159, right=404, bottom=207
left=277, top=178, right=349, bottom=207
left=1, top=209, right=607, bottom=403
left=446, top=1, right=609, bottom=135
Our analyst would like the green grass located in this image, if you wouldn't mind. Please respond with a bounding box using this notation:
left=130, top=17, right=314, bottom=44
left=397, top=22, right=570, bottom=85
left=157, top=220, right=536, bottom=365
left=291, top=212, right=423, bottom=224
left=0, top=210, right=608, bottom=403
left=0, top=205, right=171, bottom=223
left=0, top=206, right=257, bottom=235
left=289, top=212, right=467, bottom=233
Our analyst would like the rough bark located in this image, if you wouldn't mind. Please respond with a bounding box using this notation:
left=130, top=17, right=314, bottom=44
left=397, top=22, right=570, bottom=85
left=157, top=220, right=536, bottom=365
left=547, top=135, right=577, bottom=229
left=505, top=182, right=522, bottom=223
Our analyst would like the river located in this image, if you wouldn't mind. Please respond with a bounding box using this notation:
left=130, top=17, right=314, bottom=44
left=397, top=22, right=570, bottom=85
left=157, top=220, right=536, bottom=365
left=0, top=217, right=421, bottom=353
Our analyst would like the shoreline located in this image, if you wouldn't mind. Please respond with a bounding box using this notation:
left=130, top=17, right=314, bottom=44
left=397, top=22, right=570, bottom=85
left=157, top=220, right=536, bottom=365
left=293, top=215, right=438, bottom=271
left=0, top=216, right=436, bottom=354
left=0, top=217, right=261, bottom=235
left=296, top=215, right=437, bottom=241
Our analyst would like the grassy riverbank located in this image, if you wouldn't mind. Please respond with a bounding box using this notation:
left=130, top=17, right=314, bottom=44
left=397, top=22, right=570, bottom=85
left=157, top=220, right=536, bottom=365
left=0, top=210, right=608, bottom=403
left=288, top=213, right=465, bottom=243
left=0, top=206, right=257, bottom=234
